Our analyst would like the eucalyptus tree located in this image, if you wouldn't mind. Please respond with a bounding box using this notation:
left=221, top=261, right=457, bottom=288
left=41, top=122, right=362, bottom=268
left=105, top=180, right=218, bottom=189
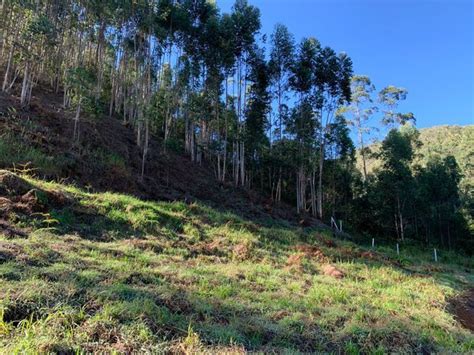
left=286, top=100, right=317, bottom=214
left=199, top=3, right=227, bottom=168
left=217, top=12, right=238, bottom=182
left=378, top=85, right=415, bottom=127
left=324, top=115, right=355, bottom=221
left=1, top=1, right=29, bottom=93
left=230, top=0, right=261, bottom=186
left=82, top=0, right=113, bottom=101
left=175, top=0, right=217, bottom=161
left=65, top=66, right=96, bottom=142
left=20, top=12, right=57, bottom=107
left=268, top=23, right=295, bottom=201
left=269, top=23, right=295, bottom=142
left=0, top=1, right=66, bottom=104
left=244, top=46, right=271, bottom=189
left=289, top=37, right=320, bottom=214
left=345, top=75, right=377, bottom=180
left=313, top=48, right=352, bottom=219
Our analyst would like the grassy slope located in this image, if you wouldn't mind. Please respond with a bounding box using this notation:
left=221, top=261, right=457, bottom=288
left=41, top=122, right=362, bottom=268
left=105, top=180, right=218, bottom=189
left=1, top=175, right=473, bottom=353
left=359, top=125, right=474, bottom=191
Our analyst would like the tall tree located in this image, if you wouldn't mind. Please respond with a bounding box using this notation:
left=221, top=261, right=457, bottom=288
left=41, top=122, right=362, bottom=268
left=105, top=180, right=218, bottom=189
left=289, top=37, right=320, bottom=214
left=345, top=75, right=376, bottom=180
left=375, top=126, right=420, bottom=241
left=378, top=85, right=415, bottom=127
left=313, top=49, right=353, bottom=219
left=230, top=0, right=261, bottom=186
left=268, top=23, right=295, bottom=202
left=244, top=46, right=271, bottom=189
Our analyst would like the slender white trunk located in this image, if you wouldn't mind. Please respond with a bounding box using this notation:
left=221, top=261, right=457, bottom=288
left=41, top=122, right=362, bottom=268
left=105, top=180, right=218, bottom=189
left=20, top=61, right=30, bottom=106
left=2, top=44, right=13, bottom=92
left=73, top=97, right=82, bottom=142
left=141, top=119, right=149, bottom=179
left=240, top=141, right=245, bottom=186
left=317, top=143, right=324, bottom=219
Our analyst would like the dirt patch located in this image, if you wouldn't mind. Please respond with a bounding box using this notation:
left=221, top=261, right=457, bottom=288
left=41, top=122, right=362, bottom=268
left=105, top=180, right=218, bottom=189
left=296, top=244, right=326, bottom=261
left=232, top=242, right=250, bottom=260
left=271, top=310, right=291, bottom=321
left=450, top=288, right=474, bottom=332
left=321, top=264, right=345, bottom=279
left=0, top=170, right=74, bottom=234
left=287, top=245, right=328, bottom=270
left=360, top=250, right=387, bottom=261
left=128, top=239, right=164, bottom=254
left=0, top=241, right=29, bottom=263
left=0, top=220, right=28, bottom=238
left=0, top=170, right=34, bottom=196
left=286, top=253, right=306, bottom=269
left=322, top=238, right=337, bottom=248
left=2, top=300, right=44, bottom=325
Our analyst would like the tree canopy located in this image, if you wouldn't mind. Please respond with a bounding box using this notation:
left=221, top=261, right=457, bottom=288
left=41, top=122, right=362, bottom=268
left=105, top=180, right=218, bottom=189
left=0, top=0, right=471, bottom=252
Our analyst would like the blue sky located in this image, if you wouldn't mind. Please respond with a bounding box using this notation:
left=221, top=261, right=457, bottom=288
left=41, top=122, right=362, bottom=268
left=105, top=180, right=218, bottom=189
left=217, top=0, right=474, bottom=129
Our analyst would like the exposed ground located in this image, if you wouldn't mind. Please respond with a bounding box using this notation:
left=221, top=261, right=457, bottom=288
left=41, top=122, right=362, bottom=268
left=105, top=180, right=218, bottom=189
left=451, top=289, right=474, bottom=332
left=0, top=88, right=303, bottom=225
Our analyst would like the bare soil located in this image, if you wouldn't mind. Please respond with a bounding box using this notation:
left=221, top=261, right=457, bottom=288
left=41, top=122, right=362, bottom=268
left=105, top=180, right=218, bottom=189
left=0, top=86, right=321, bottom=227
left=451, top=288, right=474, bottom=332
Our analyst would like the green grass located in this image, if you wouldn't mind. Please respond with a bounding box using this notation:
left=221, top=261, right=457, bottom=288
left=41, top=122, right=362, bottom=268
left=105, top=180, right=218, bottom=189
left=0, top=134, right=67, bottom=177
left=89, top=148, right=128, bottom=172
left=0, top=175, right=473, bottom=353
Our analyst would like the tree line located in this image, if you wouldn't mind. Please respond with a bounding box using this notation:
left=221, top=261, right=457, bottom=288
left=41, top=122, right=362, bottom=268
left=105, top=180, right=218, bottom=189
left=0, top=0, right=471, bottom=252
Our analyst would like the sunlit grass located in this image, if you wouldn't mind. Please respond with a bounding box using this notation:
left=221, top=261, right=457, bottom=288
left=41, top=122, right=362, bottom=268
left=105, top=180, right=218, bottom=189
left=0, top=176, right=473, bottom=352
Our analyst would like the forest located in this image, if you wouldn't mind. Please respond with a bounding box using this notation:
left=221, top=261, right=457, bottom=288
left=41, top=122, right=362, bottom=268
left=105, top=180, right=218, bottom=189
left=1, top=0, right=471, bottom=251
left=0, top=0, right=473, bottom=352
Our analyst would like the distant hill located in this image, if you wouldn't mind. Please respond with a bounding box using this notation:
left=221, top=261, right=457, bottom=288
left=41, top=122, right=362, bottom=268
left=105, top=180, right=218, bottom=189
left=359, top=125, right=473, bottom=193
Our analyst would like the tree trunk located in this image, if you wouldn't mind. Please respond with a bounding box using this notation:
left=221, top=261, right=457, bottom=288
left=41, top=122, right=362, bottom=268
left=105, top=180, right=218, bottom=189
left=359, top=124, right=368, bottom=180
left=141, top=118, right=149, bottom=180
left=20, top=61, right=30, bottom=107
left=310, top=169, right=316, bottom=217
left=2, top=43, right=13, bottom=92
left=240, top=141, right=245, bottom=187
left=276, top=167, right=282, bottom=203
left=317, top=143, right=324, bottom=219
left=73, top=96, right=82, bottom=142
left=397, top=195, right=404, bottom=241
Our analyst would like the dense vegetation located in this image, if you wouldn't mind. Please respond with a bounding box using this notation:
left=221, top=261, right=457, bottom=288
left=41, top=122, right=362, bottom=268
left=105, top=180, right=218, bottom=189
left=359, top=125, right=473, bottom=193
left=358, top=125, right=473, bottom=240
left=1, top=0, right=471, bottom=252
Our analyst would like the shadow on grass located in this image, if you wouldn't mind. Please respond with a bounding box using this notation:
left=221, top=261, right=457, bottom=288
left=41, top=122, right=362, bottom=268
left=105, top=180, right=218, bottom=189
left=2, top=236, right=471, bottom=353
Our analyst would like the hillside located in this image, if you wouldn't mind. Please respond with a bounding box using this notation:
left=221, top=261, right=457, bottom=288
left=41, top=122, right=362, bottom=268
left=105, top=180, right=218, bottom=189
left=0, top=170, right=473, bottom=352
left=416, top=125, right=474, bottom=192
left=0, top=89, right=301, bottom=225
left=0, top=90, right=472, bottom=352
left=0, top=0, right=473, bottom=351
left=359, top=125, right=474, bottom=192
left=0, top=91, right=473, bottom=352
